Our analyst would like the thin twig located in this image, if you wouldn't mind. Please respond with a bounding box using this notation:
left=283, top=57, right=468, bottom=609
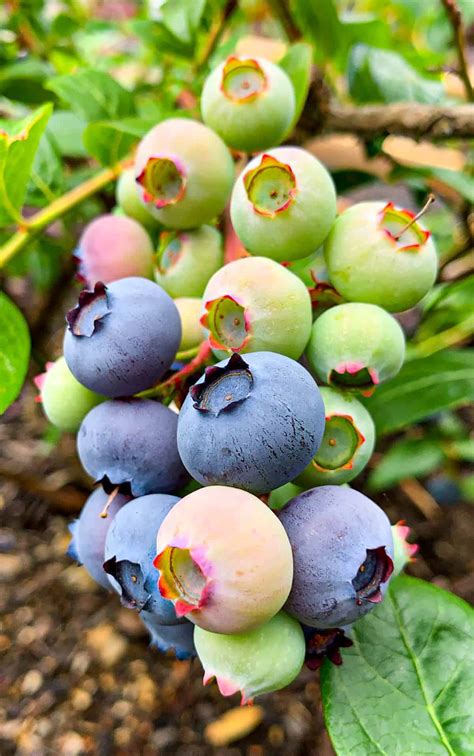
left=393, top=194, right=436, bottom=240
left=399, top=478, right=441, bottom=519
left=266, top=0, right=300, bottom=41
left=295, top=101, right=474, bottom=142
left=441, top=0, right=474, bottom=102
left=196, top=0, right=238, bottom=72
left=0, top=157, right=131, bottom=269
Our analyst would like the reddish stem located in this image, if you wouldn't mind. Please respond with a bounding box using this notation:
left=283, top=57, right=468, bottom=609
left=137, top=341, right=213, bottom=402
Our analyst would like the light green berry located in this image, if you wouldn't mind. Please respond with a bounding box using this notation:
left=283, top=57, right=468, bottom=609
left=35, top=357, right=103, bottom=432
left=194, top=611, right=305, bottom=704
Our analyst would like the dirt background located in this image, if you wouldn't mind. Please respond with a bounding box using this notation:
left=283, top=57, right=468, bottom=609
left=1, top=277, right=473, bottom=756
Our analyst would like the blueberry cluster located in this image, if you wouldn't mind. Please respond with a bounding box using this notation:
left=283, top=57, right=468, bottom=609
left=36, top=54, right=428, bottom=704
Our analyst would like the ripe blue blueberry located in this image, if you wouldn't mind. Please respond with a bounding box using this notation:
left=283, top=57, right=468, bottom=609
left=67, top=486, right=130, bottom=589
left=279, top=486, right=394, bottom=628
left=140, top=611, right=196, bottom=660
left=103, top=493, right=183, bottom=624
left=63, top=278, right=181, bottom=398
left=177, top=352, right=325, bottom=494
left=77, top=399, right=188, bottom=496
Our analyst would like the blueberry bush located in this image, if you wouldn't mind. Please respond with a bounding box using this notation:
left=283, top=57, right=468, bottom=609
left=1, top=0, right=473, bottom=752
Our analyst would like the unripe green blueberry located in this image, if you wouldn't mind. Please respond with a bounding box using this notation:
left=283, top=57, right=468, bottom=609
left=295, top=388, right=375, bottom=487
left=135, top=118, right=235, bottom=228
left=175, top=298, right=203, bottom=352
left=324, top=201, right=438, bottom=312
left=34, top=357, right=103, bottom=432
left=201, top=256, right=312, bottom=359
left=116, top=168, right=160, bottom=230
left=201, top=56, right=295, bottom=153
left=153, top=225, right=224, bottom=298
left=230, top=147, right=336, bottom=262
left=194, top=612, right=305, bottom=704
left=155, top=486, right=293, bottom=634
left=306, top=303, right=405, bottom=395
left=286, top=248, right=343, bottom=311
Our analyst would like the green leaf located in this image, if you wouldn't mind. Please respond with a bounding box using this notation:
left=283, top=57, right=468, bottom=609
left=321, top=575, right=474, bottom=756
left=161, top=0, right=207, bottom=44
left=368, top=438, right=444, bottom=491
left=83, top=118, right=155, bottom=166
left=0, top=59, right=53, bottom=105
left=292, top=0, right=342, bottom=59
left=46, top=70, right=134, bottom=122
left=279, top=43, right=313, bottom=130
left=348, top=45, right=444, bottom=104
left=0, top=103, right=53, bottom=226
left=27, top=130, right=64, bottom=205
left=0, top=292, right=30, bottom=414
left=46, top=111, right=88, bottom=158
left=390, top=164, right=474, bottom=204
left=446, top=439, right=474, bottom=463
left=362, top=350, right=474, bottom=436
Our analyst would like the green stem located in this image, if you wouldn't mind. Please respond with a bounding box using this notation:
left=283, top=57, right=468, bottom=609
left=408, top=314, right=474, bottom=358
left=0, top=158, right=131, bottom=269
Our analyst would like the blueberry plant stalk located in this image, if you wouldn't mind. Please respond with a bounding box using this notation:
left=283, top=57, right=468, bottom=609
left=0, top=158, right=130, bottom=269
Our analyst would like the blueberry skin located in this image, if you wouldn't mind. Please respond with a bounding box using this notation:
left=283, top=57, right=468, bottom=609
left=104, top=494, right=182, bottom=624
left=177, top=352, right=325, bottom=494
left=67, top=487, right=130, bottom=589
left=279, top=486, right=394, bottom=628
left=140, top=611, right=196, bottom=659
left=78, top=399, right=188, bottom=496
left=64, top=277, right=181, bottom=397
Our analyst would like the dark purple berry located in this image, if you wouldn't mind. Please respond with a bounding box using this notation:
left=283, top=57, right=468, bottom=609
left=77, top=399, right=188, bottom=496
left=103, top=493, right=183, bottom=624
left=279, top=486, right=394, bottom=628
left=177, top=352, right=325, bottom=494
left=67, top=487, right=130, bottom=589
left=63, top=278, right=181, bottom=398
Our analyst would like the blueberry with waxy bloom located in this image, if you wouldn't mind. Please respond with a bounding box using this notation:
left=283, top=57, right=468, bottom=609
left=77, top=399, right=188, bottom=497
left=279, top=485, right=394, bottom=628
left=230, top=147, right=336, bottom=262
left=103, top=494, right=183, bottom=624
left=154, top=485, right=294, bottom=634
left=201, top=56, right=295, bottom=153
left=295, top=387, right=375, bottom=487
left=324, top=201, right=438, bottom=312
left=134, top=118, right=234, bottom=229
left=63, top=278, right=181, bottom=398
left=34, top=356, right=103, bottom=433
left=201, top=256, right=312, bottom=360
left=305, top=303, right=405, bottom=396
left=194, top=612, right=305, bottom=704
left=73, top=214, right=154, bottom=286
left=67, top=486, right=131, bottom=589
left=140, top=611, right=196, bottom=660
left=153, top=225, right=223, bottom=298
left=177, top=352, right=325, bottom=494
